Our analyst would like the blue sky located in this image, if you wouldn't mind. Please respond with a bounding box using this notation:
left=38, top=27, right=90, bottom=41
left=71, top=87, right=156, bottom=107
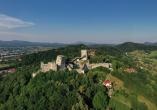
left=0, top=0, right=157, bottom=43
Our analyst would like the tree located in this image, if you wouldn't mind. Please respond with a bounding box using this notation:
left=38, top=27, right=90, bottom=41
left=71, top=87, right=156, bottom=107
left=93, top=91, right=109, bottom=110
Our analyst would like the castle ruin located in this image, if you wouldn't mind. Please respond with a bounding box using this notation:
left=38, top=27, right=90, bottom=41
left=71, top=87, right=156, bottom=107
left=32, top=49, right=112, bottom=77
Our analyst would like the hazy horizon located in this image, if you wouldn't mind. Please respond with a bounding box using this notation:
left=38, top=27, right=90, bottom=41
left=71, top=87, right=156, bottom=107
left=0, top=0, right=157, bottom=43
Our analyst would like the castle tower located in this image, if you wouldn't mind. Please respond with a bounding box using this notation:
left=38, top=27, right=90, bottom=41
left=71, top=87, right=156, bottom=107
left=81, top=50, right=88, bottom=61
left=56, top=55, right=66, bottom=70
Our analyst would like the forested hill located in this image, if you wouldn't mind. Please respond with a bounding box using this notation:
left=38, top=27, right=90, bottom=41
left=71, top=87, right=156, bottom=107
left=1, top=43, right=157, bottom=110
left=18, top=43, right=157, bottom=66
left=144, top=42, right=157, bottom=46
left=116, top=42, right=157, bottom=52
left=1, top=40, right=157, bottom=51
left=0, top=40, right=65, bottom=47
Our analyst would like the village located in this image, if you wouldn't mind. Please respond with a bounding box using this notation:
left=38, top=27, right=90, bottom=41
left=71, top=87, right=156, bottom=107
left=0, top=47, right=50, bottom=62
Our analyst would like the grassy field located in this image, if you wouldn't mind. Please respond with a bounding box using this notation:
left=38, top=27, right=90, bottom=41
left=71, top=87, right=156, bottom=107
left=109, top=97, right=130, bottom=110
left=107, top=61, right=157, bottom=110
left=0, top=64, right=9, bottom=68
left=138, top=95, right=157, bottom=110
left=149, top=51, right=157, bottom=59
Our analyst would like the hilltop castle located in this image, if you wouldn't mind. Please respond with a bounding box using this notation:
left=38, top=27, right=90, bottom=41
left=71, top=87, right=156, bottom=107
left=32, top=49, right=112, bottom=77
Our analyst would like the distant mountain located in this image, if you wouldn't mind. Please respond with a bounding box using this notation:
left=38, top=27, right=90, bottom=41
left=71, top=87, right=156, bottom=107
left=0, top=40, right=66, bottom=47
left=116, top=42, right=157, bottom=52
left=73, top=41, right=98, bottom=45
left=73, top=41, right=115, bottom=47
left=144, top=42, right=157, bottom=46
left=1, top=40, right=157, bottom=51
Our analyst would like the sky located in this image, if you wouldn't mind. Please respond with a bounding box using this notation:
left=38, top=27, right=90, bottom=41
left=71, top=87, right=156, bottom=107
left=0, top=0, right=157, bottom=44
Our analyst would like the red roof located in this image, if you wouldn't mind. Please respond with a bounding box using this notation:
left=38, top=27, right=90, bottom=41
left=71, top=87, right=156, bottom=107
left=8, top=68, right=16, bottom=73
left=103, top=80, right=111, bottom=84
left=103, top=80, right=112, bottom=87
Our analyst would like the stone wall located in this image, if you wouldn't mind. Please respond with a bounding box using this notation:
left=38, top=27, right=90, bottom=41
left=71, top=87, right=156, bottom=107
left=41, top=62, right=57, bottom=72
left=90, top=63, right=112, bottom=69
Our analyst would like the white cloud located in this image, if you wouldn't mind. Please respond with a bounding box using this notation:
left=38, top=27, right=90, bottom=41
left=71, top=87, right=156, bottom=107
left=0, top=14, right=34, bottom=29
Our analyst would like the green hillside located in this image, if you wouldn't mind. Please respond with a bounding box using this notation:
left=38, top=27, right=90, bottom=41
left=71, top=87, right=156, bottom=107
left=0, top=43, right=157, bottom=110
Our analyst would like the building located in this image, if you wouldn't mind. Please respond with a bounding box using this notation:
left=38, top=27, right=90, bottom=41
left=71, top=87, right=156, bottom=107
left=103, top=80, right=112, bottom=88
left=103, top=80, right=113, bottom=98
left=124, top=68, right=136, bottom=73
left=0, top=67, right=16, bottom=77
left=8, top=68, right=16, bottom=73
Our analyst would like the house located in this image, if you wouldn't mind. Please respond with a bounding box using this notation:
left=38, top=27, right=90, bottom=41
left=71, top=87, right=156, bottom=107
left=124, top=68, right=136, bottom=73
left=103, top=80, right=113, bottom=97
left=8, top=68, right=16, bottom=73
left=103, top=80, right=112, bottom=88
